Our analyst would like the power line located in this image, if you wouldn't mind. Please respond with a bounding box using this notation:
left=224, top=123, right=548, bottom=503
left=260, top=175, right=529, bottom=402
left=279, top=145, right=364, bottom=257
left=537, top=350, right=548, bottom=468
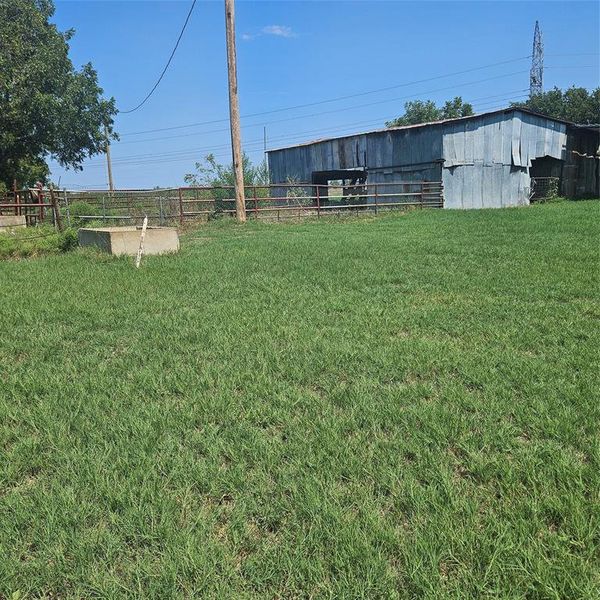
left=111, top=68, right=533, bottom=152
left=105, top=89, right=529, bottom=154
left=86, top=92, right=528, bottom=166
left=119, top=0, right=197, bottom=114
left=85, top=95, right=529, bottom=168
left=119, top=55, right=533, bottom=135
left=112, top=88, right=531, bottom=147
left=83, top=93, right=530, bottom=168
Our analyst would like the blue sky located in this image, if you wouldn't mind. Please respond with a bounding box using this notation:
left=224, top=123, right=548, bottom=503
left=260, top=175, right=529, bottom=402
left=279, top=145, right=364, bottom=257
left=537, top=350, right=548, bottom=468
left=48, top=0, right=600, bottom=189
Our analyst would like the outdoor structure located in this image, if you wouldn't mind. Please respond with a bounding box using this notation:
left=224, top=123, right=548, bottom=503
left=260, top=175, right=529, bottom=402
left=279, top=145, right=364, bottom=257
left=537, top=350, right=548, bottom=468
left=267, top=108, right=600, bottom=209
left=78, top=226, right=180, bottom=256
left=0, top=215, right=26, bottom=232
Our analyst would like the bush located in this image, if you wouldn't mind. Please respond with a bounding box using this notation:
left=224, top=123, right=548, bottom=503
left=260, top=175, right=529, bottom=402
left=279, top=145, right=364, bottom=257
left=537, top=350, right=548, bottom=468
left=0, top=226, right=79, bottom=259
left=58, top=228, right=79, bottom=252
left=66, top=201, right=98, bottom=227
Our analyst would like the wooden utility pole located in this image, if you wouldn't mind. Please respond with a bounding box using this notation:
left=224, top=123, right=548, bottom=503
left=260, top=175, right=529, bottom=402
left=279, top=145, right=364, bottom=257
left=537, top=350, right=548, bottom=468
left=264, top=125, right=269, bottom=184
left=104, top=125, right=115, bottom=192
left=224, top=0, right=246, bottom=222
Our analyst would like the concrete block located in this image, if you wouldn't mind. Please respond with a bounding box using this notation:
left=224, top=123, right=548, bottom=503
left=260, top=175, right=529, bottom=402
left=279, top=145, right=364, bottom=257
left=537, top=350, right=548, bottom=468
left=78, top=226, right=180, bottom=256
left=0, top=215, right=27, bottom=232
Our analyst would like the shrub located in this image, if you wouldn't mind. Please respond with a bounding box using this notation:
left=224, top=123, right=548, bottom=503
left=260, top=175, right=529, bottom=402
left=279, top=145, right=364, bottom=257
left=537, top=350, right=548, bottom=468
left=0, top=226, right=79, bottom=259
left=66, top=201, right=98, bottom=227
left=58, top=228, right=79, bottom=252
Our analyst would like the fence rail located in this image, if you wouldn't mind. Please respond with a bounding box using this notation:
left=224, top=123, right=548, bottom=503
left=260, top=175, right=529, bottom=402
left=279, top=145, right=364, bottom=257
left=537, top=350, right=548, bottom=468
left=0, top=187, right=54, bottom=225
left=1, top=181, right=444, bottom=226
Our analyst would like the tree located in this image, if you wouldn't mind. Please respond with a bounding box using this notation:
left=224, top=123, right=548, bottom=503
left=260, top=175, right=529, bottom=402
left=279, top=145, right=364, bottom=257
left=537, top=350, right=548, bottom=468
left=511, top=87, right=600, bottom=124
left=0, top=0, right=117, bottom=190
left=184, top=153, right=269, bottom=216
left=386, top=96, right=473, bottom=127
left=441, top=97, right=474, bottom=119
left=184, top=153, right=269, bottom=187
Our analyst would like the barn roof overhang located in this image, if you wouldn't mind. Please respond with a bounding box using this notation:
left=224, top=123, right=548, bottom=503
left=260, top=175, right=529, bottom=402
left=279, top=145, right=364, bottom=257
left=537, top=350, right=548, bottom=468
left=266, top=107, right=600, bottom=154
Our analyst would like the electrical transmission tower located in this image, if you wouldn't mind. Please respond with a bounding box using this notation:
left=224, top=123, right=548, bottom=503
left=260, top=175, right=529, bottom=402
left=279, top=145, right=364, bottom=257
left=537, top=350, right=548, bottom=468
left=530, top=21, right=544, bottom=97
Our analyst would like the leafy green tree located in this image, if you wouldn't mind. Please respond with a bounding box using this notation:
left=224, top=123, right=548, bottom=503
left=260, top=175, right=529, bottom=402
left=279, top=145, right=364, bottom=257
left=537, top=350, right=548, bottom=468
left=0, top=0, right=117, bottom=188
left=386, top=97, right=473, bottom=127
left=184, top=153, right=269, bottom=215
left=184, top=153, right=269, bottom=187
left=441, top=97, right=474, bottom=119
left=386, top=100, right=440, bottom=127
left=512, top=87, right=600, bottom=124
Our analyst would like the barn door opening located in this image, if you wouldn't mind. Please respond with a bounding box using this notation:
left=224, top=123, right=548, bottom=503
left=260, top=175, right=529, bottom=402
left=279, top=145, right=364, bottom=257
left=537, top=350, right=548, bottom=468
left=529, top=156, right=563, bottom=201
left=311, top=169, right=367, bottom=205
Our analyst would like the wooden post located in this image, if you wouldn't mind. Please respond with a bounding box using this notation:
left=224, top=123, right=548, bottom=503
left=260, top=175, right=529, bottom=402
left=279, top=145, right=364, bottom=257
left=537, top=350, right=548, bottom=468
left=316, top=185, right=321, bottom=218
left=224, top=0, right=246, bottom=223
left=13, top=180, right=19, bottom=217
left=253, top=185, right=258, bottom=218
left=105, top=126, right=115, bottom=193
left=178, top=188, right=184, bottom=225
left=135, top=216, right=148, bottom=268
left=374, top=184, right=379, bottom=215
left=63, top=189, right=71, bottom=227
left=38, top=185, right=44, bottom=222
left=49, top=187, right=64, bottom=231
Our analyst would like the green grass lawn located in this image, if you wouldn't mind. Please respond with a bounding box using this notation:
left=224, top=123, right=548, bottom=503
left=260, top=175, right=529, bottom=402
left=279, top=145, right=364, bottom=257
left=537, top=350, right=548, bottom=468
left=1, top=202, right=599, bottom=599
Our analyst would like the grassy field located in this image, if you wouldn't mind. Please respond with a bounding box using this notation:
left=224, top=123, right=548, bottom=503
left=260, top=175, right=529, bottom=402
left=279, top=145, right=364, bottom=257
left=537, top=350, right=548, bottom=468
left=1, top=202, right=598, bottom=599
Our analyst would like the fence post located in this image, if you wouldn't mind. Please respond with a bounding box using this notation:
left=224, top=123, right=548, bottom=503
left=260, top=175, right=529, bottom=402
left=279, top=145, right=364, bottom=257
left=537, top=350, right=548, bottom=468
left=253, top=185, right=258, bottom=219
left=374, top=184, right=378, bottom=215
left=420, top=182, right=424, bottom=209
left=178, top=188, right=184, bottom=225
left=64, top=189, right=71, bottom=227
left=316, top=185, right=321, bottom=218
left=39, top=187, right=45, bottom=222
left=49, top=187, right=64, bottom=232
left=159, top=196, right=164, bottom=226
left=13, top=180, right=19, bottom=217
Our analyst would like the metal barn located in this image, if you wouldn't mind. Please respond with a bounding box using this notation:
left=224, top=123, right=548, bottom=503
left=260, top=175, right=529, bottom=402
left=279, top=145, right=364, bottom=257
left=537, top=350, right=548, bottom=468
left=267, top=108, right=599, bottom=209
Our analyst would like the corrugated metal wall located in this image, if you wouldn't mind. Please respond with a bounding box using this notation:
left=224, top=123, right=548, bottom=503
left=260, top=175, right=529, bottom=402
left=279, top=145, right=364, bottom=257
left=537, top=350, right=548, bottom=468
left=442, top=110, right=568, bottom=208
left=365, top=126, right=443, bottom=185
left=268, top=135, right=368, bottom=183
left=268, top=126, right=443, bottom=186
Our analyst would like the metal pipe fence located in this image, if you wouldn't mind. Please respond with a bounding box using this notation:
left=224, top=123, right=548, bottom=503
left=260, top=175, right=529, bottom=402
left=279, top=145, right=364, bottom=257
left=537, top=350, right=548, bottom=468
left=1, top=181, right=444, bottom=227
left=0, top=187, right=52, bottom=225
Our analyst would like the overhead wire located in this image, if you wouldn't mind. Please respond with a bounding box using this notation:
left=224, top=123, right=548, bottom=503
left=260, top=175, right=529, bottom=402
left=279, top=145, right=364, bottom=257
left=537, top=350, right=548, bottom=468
left=113, top=88, right=531, bottom=146
left=98, top=89, right=530, bottom=159
left=118, top=55, right=534, bottom=135
left=83, top=93, right=530, bottom=169
left=116, top=52, right=598, bottom=136
left=119, top=0, right=197, bottom=114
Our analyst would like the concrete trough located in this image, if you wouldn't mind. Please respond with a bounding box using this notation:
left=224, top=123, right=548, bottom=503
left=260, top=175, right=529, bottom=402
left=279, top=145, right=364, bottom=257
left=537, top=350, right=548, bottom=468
left=0, top=215, right=26, bottom=233
left=78, top=226, right=180, bottom=257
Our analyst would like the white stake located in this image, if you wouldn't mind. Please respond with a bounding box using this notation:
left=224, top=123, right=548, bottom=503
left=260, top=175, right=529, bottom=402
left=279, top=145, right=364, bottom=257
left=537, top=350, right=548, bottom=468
left=135, top=216, right=148, bottom=268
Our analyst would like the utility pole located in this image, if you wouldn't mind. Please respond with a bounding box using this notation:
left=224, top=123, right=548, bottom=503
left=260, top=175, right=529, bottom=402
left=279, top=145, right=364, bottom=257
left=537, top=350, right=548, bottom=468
left=264, top=125, right=269, bottom=183
left=104, top=125, right=115, bottom=192
left=530, top=21, right=544, bottom=97
left=224, top=0, right=246, bottom=222
left=263, top=125, right=267, bottom=157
